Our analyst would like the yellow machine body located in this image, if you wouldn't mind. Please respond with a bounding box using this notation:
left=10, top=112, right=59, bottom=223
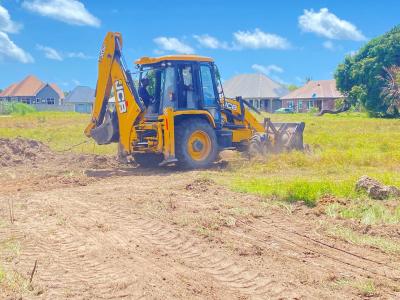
left=85, top=32, right=305, bottom=168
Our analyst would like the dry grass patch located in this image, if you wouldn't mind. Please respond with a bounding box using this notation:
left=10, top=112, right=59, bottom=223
left=325, top=224, right=400, bottom=254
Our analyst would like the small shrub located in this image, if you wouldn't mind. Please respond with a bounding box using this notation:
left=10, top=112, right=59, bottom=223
left=354, top=280, right=377, bottom=297
left=10, top=102, right=36, bottom=115
left=1, top=102, right=36, bottom=115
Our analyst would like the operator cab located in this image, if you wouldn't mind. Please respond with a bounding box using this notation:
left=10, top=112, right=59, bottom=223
left=135, top=55, right=223, bottom=127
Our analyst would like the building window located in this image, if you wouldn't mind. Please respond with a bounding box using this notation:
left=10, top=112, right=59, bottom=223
left=47, top=98, right=55, bottom=105
left=307, top=100, right=313, bottom=109
left=288, top=101, right=294, bottom=108
left=298, top=100, right=303, bottom=110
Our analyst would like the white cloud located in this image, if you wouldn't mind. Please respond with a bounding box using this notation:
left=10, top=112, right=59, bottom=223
left=299, top=8, right=366, bottom=41
left=233, top=28, right=290, bottom=50
left=36, top=45, right=93, bottom=61
left=193, top=34, right=230, bottom=50
left=252, top=64, right=284, bottom=75
left=251, top=64, right=286, bottom=84
left=72, top=79, right=80, bottom=86
left=295, top=76, right=303, bottom=84
left=323, top=40, right=344, bottom=51
left=0, top=5, right=22, bottom=33
left=0, top=32, right=34, bottom=63
left=323, top=40, right=334, bottom=50
left=153, top=37, right=194, bottom=54
left=36, top=44, right=63, bottom=61
left=67, top=52, right=93, bottom=59
left=22, top=0, right=100, bottom=27
left=192, top=30, right=290, bottom=51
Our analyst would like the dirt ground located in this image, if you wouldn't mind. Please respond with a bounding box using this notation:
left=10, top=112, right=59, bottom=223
left=1, top=139, right=399, bottom=299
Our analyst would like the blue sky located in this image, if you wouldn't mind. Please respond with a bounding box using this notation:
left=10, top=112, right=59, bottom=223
left=0, top=0, right=399, bottom=91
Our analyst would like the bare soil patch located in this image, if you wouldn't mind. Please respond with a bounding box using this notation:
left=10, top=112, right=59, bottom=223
left=0, top=139, right=399, bottom=299
left=0, top=138, right=55, bottom=167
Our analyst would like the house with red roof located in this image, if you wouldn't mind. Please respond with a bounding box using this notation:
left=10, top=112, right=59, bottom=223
left=0, top=75, right=64, bottom=106
left=280, top=80, right=345, bottom=112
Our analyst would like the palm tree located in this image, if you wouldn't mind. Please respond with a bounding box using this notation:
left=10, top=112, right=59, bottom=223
left=380, top=66, right=400, bottom=115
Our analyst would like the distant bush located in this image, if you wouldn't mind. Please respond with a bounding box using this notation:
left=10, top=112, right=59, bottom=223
left=0, top=102, right=36, bottom=115
left=308, top=107, right=319, bottom=114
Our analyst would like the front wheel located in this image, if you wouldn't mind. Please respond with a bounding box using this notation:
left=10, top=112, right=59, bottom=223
left=175, top=119, right=218, bottom=169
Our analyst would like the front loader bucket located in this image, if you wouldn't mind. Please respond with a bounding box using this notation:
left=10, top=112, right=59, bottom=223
left=264, top=118, right=305, bottom=152
left=91, top=110, right=119, bottom=145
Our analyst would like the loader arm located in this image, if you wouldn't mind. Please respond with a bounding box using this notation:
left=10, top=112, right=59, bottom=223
left=222, top=97, right=305, bottom=151
left=84, top=32, right=145, bottom=153
left=222, top=97, right=265, bottom=133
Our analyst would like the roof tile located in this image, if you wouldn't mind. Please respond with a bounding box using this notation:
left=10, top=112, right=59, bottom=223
left=50, top=83, right=65, bottom=99
left=281, top=80, right=344, bottom=100
left=0, top=75, right=64, bottom=99
left=223, top=73, right=289, bottom=99
left=64, top=86, right=95, bottom=103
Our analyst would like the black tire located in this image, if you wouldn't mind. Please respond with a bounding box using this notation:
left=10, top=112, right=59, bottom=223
left=175, top=119, right=218, bottom=169
left=133, top=153, right=163, bottom=168
left=248, top=133, right=267, bottom=158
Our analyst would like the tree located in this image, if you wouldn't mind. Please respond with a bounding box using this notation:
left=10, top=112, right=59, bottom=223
left=335, top=25, right=400, bottom=117
left=380, top=66, right=400, bottom=115
left=304, top=76, right=312, bottom=83
left=286, top=84, right=299, bottom=92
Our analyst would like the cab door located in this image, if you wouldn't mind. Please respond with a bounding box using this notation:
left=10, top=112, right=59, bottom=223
left=198, top=63, right=221, bottom=127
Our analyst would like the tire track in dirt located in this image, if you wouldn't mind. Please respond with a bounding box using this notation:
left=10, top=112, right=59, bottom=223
left=4, top=172, right=399, bottom=299
left=130, top=218, right=284, bottom=297
left=264, top=220, right=399, bottom=272
left=4, top=190, right=293, bottom=299
left=10, top=217, right=137, bottom=299
left=233, top=219, right=400, bottom=294
left=68, top=197, right=293, bottom=299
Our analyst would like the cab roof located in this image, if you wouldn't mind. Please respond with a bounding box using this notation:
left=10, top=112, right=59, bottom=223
left=135, top=55, right=213, bottom=65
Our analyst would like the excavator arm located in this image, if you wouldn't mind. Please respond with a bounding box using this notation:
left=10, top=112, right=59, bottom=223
left=85, top=32, right=145, bottom=153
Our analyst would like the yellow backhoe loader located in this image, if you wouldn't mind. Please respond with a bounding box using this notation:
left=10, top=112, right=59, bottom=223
left=85, top=32, right=305, bottom=168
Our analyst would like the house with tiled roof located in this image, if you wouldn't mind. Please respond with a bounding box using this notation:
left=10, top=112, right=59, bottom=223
left=223, top=73, right=288, bottom=112
left=64, top=86, right=95, bottom=113
left=0, top=75, right=64, bottom=106
left=280, top=80, right=345, bottom=112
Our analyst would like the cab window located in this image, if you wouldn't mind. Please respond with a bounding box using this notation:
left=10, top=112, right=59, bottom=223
left=200, top=64, right=218, bottom=107
left=160, top=66, right=176, bottom=111
left=177, top=64, right=197, bottom=109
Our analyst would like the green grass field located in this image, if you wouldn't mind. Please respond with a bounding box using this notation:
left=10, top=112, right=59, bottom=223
left=0, top=112, right=117, bottom=154
left=1, top=111, right=399, bottom=225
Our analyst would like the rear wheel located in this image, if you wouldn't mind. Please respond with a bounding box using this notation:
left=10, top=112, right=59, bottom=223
left=133, top=153, right=163, bottom=168
left=175, top=119, right=218, bottom=169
